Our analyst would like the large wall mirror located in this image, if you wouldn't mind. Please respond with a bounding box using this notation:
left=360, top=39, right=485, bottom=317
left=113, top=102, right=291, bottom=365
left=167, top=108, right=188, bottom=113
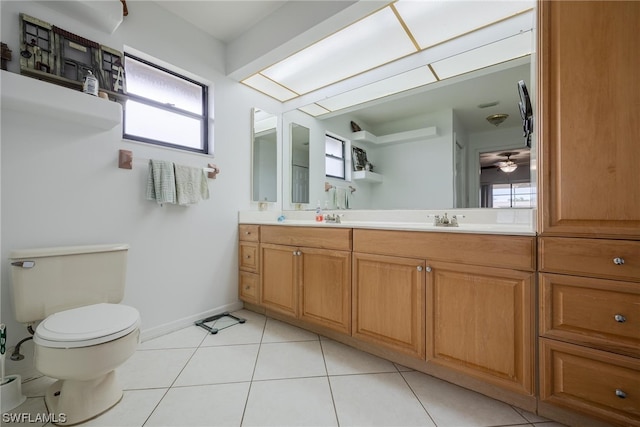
left=282, top=16, right=536, bottom=211
left=251, top=108, right=278, bottom=203
left=291, top=123, right=310, bottom=204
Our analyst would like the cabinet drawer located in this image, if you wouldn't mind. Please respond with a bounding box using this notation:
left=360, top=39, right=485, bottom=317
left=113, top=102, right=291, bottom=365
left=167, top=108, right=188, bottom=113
left=239, top=271, right=259, bottom=303
left=239, top=224, right=260, bottom=242
left=539, top=237, right=640, bottom=282
left=261, top=226, right=352, bottom=251
left=540, top=273, right=640, bottom=358
left=353, top=229, right=535, bottom=271
left=540, top=338, right=640, bottom=426
left=239, top=242, right=259, bottom=272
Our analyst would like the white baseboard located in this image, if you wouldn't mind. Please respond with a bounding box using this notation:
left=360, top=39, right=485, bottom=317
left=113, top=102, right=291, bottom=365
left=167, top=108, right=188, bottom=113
left=139, top=301, right=244, bottom=343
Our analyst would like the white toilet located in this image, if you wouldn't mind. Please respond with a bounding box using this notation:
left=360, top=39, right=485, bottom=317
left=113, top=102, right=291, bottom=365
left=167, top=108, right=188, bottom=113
left=9, top=244, right=140, bottom=425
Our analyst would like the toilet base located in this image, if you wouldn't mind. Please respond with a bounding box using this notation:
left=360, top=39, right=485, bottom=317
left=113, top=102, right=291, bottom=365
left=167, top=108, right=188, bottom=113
left=44, top=371, right=123, bottom=426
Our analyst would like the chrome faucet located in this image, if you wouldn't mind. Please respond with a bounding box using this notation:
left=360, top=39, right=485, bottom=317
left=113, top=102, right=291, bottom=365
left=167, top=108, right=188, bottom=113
left=324, top=213, right=343, bottom=224
left=432, top=213, right=463, bottom=227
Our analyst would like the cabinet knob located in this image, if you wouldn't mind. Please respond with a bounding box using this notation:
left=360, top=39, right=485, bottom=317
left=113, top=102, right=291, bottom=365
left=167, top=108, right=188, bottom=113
left=245, top=231, right=251, bottom=235
left=245, top=285, right=251, bottom=290
left=614, top=314, right=626, bottom=323
left=297, top=251, right=302, bottom=256
left=425, top=266, right=432, bottom=273
left=615, top=389, right=627, bottom=399
left=613, top=257, right=625, bottom=265
left=417, top=266, right=423, bottom=272
left=245, top=255, right=251, bottom=259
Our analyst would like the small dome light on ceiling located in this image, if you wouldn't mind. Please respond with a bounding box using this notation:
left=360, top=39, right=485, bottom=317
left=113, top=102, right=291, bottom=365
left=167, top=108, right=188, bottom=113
left=486, top=113, right=509, bottom=126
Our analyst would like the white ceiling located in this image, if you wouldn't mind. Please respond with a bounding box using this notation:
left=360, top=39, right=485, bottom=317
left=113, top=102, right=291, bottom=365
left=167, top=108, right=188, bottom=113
left=153, top=1, right=288, bottom=44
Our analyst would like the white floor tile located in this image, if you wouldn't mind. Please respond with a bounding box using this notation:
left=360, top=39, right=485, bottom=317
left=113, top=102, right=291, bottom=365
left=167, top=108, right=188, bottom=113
left=261, top=318, right=319, bottom=343
left=321, top=339, right=397, bottom=375
left=513, top=406, right=552, bottom=423
left=242, top=377, right=337, bottom=427
left=117, top=348, right=195, bottom=390
left=330, top=372, right=436, bottom=427
left=173, top=344, right=259, bottom=387
left=138, top=326, right=208, bottom=350
left=82, top=389, right=167, bottom=427
left=145, top=383, right=250, bottom=427
left=253, top=341, right=326, bottom=381
left=402, top=371, right=529, bottom=427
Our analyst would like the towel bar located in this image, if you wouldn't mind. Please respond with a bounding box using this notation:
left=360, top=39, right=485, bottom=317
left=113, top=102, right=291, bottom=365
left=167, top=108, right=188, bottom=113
left=118, top=149, right=220, bottom=179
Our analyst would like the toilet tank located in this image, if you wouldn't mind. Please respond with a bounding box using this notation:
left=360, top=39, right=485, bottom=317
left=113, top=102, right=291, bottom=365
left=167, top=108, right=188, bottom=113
left=9, top=244, right=129, bottom=324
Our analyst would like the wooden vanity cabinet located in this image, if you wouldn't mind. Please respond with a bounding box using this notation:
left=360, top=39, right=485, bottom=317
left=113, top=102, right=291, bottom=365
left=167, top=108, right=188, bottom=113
left=353, top=229, right=536, bottom=395
left=238, top=225, right=260, bottom=304
left=260, top=226, right=352, bottom=334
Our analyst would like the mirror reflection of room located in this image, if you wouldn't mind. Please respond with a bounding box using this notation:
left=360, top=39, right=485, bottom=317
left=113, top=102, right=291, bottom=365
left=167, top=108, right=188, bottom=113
left=252, top=108, right=278, bottom=203
left=291, top=123, right=310, bottom=204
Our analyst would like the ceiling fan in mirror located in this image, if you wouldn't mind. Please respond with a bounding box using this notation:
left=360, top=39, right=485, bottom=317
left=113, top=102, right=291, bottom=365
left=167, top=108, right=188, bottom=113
left=496, top=152, right=518, bottom=173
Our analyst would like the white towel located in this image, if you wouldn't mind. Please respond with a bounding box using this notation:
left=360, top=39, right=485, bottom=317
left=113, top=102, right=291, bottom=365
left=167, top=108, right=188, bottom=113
left=146, top=160, right=177, bottom=205
left=174, top=164, right=210, bottom=206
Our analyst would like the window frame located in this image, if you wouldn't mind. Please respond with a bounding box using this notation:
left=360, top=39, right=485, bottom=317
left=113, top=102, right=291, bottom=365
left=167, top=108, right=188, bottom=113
left=325, top=133, right=347, bottom=180
left=123, top=53, right=209, bottom=154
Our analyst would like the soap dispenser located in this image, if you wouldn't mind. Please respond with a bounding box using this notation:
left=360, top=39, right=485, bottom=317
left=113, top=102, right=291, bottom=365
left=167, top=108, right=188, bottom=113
left=315, top=201, right=323, bottom=222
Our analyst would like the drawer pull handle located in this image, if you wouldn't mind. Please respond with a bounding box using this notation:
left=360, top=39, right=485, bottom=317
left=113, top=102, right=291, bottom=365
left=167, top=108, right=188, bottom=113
left=614, top=314, right=626, bottom=323
left=615, top=389, right=627, bottom=399
left=613, top=257, right=625, bottom=265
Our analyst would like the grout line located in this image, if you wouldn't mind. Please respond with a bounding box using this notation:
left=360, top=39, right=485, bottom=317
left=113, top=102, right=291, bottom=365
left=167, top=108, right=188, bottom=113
left=398, top=370, right=439, bottom=427
left=238, top=312, right=267, bottom=426
left=319, top=338, right=341, bottom=427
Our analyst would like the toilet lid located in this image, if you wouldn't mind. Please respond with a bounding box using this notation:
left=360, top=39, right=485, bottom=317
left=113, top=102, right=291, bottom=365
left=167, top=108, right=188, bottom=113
left=34, top=303, right=140, bottom=349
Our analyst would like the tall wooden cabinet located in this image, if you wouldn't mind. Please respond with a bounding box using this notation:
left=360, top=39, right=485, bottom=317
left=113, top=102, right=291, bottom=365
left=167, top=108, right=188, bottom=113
left=538, top=0, right=640, bottom=238
left=260, top=226, right=352, bottom=334
left=537, top=2, right=640, bottom=425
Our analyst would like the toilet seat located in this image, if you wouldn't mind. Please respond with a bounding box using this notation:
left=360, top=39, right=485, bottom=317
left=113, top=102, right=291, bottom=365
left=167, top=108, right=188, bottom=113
left=34, top=303, right=140, bottom=349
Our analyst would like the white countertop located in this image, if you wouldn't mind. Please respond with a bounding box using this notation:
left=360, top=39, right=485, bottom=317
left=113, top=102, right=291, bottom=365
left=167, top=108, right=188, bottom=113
left=239, top=209, right=537, bottom=236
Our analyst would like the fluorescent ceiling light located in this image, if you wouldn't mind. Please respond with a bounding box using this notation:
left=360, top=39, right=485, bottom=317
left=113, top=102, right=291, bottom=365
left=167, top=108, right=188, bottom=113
left=298, top=103, right=330, bottom=117
left=260, top=7, right=418, bottom=95
left=395, top=0, right=534, bottom=49
left=316, top=66, right=437, bottom=113
left=243, top=74, right=297, bottom=102
left=431, top=31, right=532, bottom=80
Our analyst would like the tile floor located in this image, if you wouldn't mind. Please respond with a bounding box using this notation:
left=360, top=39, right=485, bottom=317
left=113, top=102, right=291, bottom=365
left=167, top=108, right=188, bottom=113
left=5, top=309, right=567, bottom=427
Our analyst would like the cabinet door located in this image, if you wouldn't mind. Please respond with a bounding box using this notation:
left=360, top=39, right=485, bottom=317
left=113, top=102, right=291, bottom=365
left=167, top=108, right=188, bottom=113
left=261, top=243, right=298, bottom=317
left=538, top=1, right=640, bottom=238
left=352, top=253, right=425, bottom=359
left=426, top=261, right=534, bottom=395
left=299, top=247, right=351, bottom=334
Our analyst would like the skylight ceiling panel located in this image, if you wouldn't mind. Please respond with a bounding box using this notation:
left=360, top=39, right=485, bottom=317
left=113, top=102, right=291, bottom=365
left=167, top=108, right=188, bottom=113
left=316, top=66, right=437, bottom=112
left=395, top=0, right=534, bottom=50
left=298, top=103, right=331, bottom=117
left=261, top=7, right=418, bottom=96
left=242, top=74, right=298, bottom=102
left=430, top=31, right=532, bottom=80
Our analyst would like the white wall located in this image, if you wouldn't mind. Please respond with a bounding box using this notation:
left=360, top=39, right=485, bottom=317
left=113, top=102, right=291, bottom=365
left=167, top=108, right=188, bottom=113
left=0, top=0, right=278, bottom=379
